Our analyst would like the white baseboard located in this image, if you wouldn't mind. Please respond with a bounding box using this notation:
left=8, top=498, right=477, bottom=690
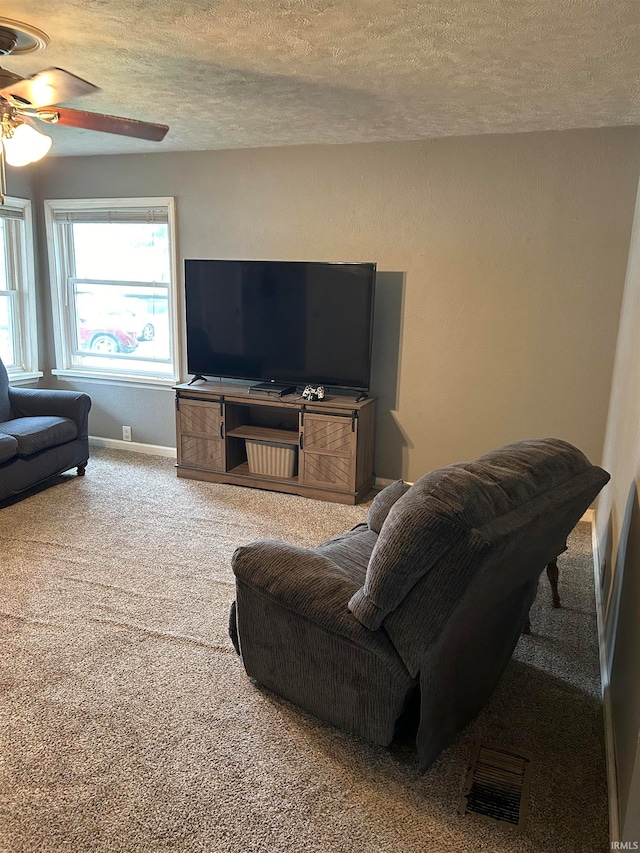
left=89, top=436, right=177, bottom=458
left=375, top=476, right=415, bottom=489
left=374, top=476, right=396, bottom=489
left=590, top=510, right=620, bottom=844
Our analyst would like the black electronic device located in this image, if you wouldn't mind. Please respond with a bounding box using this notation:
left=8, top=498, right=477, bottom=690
left=184, top=259, right=376, bottom=392
left=247, top=383, right=295, bottom=397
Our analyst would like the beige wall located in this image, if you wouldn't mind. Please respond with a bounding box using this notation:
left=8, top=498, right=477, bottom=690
left=597, top=175, right=640, bottom=844
left=32, top=127, right=640, bottom=479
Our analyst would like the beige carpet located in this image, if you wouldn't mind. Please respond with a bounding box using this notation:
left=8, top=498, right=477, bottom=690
left=0, top=448, right=608, bottom=852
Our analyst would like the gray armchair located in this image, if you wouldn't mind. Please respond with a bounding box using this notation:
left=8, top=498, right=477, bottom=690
left=229, top=438, right=609, bottom=770
left=0, top=357, right=91, bottom=502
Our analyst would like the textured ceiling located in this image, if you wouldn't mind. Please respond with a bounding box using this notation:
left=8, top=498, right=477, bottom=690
left=1, top=0, right=639, bottom=157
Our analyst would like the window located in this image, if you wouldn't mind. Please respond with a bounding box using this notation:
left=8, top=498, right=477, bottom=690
left=44, top=198, right=179, bottom=385
left=0, top=197, right=40, bottom=382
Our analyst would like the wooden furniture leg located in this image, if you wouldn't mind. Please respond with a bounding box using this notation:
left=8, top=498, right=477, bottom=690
left=547, top=558, right=560, bottom=608
left=523, top=555, right=562, bottom=633
left=77, top=463, right=87, bottom=476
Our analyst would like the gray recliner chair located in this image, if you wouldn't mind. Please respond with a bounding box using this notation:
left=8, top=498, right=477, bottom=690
left=229, top=438, right=609, bottom=770
left=0, top=357, right=91, bottom=502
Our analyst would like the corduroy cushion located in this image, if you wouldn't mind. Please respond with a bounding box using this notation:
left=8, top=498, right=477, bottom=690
left=349, top=498, right=467, bottom=630
left=428, top=438, right=594, bottom=530
left=0, top=416, right=78, bottom=456
left=367, top=480, right=411, bottom=533
left=0, top=432, right=18, bottom=464
left=315, top=526, right=377, bottom=585
left=349, top=438, right=596, bottom=631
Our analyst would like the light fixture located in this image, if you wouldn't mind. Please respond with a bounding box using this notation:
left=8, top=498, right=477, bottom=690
left=0, top=18, right=54, bottom=202
left=2, top=120, right=52, bottom=166
left=0, top=108, right=53, bottom=202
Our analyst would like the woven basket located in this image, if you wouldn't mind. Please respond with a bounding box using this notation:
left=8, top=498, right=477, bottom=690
left=246, top=440, right=298, bottom=478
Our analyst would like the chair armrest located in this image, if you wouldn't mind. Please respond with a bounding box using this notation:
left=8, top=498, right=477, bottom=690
left=8, top=388, right=91, bottom=437
left=232, top=539, right=359, bottom=625
left=232, top=539, right=411, bottom=712
left=233, top=540, right=409, bottom=680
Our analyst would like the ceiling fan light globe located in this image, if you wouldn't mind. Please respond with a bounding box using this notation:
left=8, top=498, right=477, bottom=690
left=3, top=122, right=52, bottom=166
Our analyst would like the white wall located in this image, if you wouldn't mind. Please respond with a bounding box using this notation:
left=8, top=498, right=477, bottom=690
left=597, top=174, right=640, bottom=844
left=32, top=127, right=640, bottom=479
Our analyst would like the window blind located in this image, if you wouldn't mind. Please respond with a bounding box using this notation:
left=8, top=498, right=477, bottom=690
left=51, top=208, right=168, bottom=224
left=0, top=206, right=25, bottom=222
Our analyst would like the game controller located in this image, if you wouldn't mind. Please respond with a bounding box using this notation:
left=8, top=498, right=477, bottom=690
left=302, top=385, right=325, bottom=401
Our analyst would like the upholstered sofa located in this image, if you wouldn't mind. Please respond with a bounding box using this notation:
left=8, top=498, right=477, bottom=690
left=0, top=357, right=91, bottom=502
left=229, top=438, right=609, bottom=770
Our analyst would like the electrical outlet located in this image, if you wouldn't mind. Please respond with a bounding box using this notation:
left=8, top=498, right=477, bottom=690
left=122, top=426, right=132, bottom=442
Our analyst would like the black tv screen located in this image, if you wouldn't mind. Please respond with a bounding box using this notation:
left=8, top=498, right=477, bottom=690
left=184, top=259, right=376, bottom=390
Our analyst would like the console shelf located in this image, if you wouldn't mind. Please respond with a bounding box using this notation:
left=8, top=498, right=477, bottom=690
left=174, top=382, right=376, bottom=504
left=225, top=425, right=299, bottom=444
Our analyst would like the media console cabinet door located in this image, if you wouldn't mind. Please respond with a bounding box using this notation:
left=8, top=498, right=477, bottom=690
left=176, top=397, right=224, bottom=472
left=300, top=412, right=356, bottom=491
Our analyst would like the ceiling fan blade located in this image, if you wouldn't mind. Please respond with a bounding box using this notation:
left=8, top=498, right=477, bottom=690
left=0, top=65, right=23, bottom=93
left=0, top=67, right=99, bottom=108
left=37, top=106, right=169, bottom=141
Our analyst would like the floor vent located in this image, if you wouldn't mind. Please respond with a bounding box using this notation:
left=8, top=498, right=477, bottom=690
left=459, top=741, right=532, bottom=829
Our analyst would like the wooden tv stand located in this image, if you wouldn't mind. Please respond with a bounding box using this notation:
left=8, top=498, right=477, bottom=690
left=174, top=382, right=376, bottom=504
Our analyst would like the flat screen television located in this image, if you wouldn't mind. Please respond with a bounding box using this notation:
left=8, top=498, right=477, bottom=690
left=184, top=259, right=376, bottom=391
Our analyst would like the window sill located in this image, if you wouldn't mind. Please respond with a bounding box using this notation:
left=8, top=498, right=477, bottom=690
left=52, top=368, right=178, bottom=390
left=8, top=371, right=44, bottom=385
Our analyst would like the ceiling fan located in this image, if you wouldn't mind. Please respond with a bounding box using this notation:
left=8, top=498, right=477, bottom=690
left=0, top=19, right=169, bottom=200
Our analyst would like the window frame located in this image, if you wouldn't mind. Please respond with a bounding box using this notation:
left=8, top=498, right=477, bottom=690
left=0, top=196, right=41, bottom=384
left=44, top=197, right=180, bottom=387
